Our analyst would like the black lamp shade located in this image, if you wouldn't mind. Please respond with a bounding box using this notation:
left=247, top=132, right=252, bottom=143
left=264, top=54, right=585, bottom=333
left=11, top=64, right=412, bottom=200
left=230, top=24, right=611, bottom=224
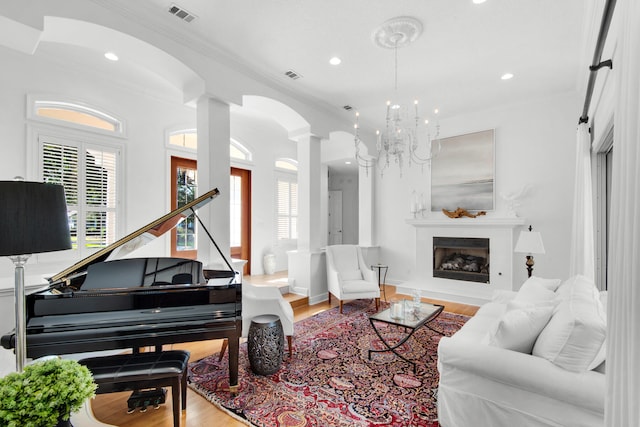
left=0, top=181, right=72, bottom=256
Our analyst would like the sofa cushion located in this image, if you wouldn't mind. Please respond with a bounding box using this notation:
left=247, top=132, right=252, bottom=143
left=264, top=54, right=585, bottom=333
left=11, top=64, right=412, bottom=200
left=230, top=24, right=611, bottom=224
left=487, top=304, right=554, bottom=353
left=532, top=276, right=606, bottom=372
left=512, top=278, right=557, bottom=306
left=524, top=275, right=562, bottom=292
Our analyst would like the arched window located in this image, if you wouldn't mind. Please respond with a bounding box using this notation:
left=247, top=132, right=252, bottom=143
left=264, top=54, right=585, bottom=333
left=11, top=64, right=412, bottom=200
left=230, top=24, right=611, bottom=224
left=230, top=139, right=252, bottom=161
left=167, top=131, right=253, bottom=162
left=32, top=100, right=124, bottom=135
left=275, top=158, right=298, bottom=171
left=169, top=129, right=197, bottom=150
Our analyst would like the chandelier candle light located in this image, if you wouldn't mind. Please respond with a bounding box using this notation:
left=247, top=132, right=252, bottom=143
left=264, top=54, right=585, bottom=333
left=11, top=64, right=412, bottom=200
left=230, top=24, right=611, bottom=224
left=354, top=16, right=442, bottom=177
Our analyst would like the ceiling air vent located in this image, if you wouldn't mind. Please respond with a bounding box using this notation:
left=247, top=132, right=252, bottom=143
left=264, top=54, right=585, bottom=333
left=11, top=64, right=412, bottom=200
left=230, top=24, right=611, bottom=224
left=168, top=4, right=197, bottom=23
left=285, top=70, right=302, bottom=80
left=343, top=105, right=353, bottom=111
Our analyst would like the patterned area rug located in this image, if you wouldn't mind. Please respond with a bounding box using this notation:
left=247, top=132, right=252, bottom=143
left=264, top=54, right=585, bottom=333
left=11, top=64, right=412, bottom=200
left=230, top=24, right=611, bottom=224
left=188, top=299, right=469, bottom=427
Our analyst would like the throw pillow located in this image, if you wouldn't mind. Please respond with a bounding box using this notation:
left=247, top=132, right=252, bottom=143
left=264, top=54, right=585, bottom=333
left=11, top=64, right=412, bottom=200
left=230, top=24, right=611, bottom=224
left=523, top=276, right=562, bottom=292
left=555, top=275, right=600, bottom=302
left=491, top=289, right=517, bottom=304
left=513, top=278, right=557, bottom=305
left=532, top=296, right=606, bottom=372
left=487, top=305, right=554, bottom=354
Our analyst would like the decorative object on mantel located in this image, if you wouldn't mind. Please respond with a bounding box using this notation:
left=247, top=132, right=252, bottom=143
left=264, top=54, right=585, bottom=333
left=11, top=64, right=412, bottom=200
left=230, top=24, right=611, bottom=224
left=353, top=16, right=442, bottom=177
left=514, top=225, right=546, bottom=277
left=410, top=190, right=427, bottom=218
left=442, top=207, right=487, bottom=219
left=0, top=179, right=71, bottom=371
left=500, top=184, right=530, bottom=217
left=431, top=129, right=495, bottom=212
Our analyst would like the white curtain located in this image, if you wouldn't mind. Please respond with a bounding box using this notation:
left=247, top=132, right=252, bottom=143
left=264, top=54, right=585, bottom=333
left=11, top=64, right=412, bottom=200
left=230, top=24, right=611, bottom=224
left=606, top=0, right=640, bottom=425
left=569, top=123, right=595, bottom=280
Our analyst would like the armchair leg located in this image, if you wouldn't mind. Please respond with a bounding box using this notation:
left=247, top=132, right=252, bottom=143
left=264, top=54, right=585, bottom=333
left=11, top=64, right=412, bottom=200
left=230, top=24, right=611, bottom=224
left=287, top=335, right=293, bottom=358
left=218, top=338, right=228, bottom=361
left=339, top=300, right=344, bottom=314
left=375, top=297, right=380, bottom=311
left=328, top=292, right=331, bottom=303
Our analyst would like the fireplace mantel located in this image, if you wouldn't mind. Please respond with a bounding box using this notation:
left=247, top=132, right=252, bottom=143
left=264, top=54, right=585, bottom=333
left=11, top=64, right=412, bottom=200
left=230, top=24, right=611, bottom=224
left=406, top=217, right=526, bottom=228
left=402, top=215, right=526, bottom=305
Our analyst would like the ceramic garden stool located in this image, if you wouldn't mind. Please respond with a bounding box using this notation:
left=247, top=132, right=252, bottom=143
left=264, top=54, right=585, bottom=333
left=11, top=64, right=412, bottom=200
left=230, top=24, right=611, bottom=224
left=247, top=314, right=284, bottom=375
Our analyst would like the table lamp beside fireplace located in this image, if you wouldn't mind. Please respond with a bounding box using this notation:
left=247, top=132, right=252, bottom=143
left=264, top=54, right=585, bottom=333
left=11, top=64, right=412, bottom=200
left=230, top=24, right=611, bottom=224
left=514, top=225, right=545, bottom=278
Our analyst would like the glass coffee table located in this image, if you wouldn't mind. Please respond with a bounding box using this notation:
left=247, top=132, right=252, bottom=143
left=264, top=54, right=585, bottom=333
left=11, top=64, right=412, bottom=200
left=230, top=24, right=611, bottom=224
left=368, top=302, right=445, bottom=373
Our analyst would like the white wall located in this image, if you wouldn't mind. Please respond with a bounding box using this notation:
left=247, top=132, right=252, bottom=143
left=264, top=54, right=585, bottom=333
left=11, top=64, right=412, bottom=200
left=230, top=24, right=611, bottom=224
left=374, top=92, right=579, bottom=289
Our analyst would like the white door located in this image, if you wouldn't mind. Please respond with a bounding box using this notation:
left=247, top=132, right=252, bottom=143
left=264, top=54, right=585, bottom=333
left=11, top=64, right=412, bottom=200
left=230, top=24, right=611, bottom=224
left=328, top=190, right=343, bottom=245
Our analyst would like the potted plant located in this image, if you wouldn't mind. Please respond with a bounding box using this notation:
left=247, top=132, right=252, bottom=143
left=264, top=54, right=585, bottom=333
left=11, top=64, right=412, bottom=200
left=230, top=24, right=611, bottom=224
left=0, top=358, right=97, bottom=427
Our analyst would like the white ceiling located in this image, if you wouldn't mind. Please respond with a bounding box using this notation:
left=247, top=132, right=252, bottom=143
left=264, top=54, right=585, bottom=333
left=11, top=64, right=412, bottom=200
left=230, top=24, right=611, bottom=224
left=25, top=0, right=590, bottom=172
left=130, top=0, right=587, bottom=121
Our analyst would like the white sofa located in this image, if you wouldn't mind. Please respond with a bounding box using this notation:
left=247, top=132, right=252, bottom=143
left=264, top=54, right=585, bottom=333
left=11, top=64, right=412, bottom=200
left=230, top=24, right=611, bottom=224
left=437, top=275, right=606, bottom=427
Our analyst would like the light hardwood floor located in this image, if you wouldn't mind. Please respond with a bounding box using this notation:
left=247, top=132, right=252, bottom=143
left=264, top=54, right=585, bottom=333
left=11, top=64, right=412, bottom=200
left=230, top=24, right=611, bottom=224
left=89, top=275, right=478, bottom=426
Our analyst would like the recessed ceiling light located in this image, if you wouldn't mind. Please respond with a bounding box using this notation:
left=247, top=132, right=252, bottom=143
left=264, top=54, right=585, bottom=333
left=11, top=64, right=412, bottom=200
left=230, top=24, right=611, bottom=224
left=329, top=57, right=342, bottom=65
left=345, top=161, right=352, bottom=165
left=104, top=52, right=119, bottom=61
left=501, top=72, right=514, bottom=80
left=473, top=0, right=487, bottom=4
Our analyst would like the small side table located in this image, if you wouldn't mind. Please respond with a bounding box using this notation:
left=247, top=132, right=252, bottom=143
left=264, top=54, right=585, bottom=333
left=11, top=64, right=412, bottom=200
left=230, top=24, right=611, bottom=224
left=371, top=264, right=389, bottom=302
left=247, top=314, right=284, bottom=375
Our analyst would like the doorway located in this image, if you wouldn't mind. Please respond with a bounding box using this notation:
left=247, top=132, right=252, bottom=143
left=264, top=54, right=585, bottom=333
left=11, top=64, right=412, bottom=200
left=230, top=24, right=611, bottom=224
left=328, top=190, right=343, bottom=245
left=170, top=156, right=197, bottom=259
left=230, top=167, right=251, bottom=275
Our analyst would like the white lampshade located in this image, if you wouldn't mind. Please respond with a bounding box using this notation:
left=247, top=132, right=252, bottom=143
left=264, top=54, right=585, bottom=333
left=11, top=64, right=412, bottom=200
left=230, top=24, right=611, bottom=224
left=514, top=230, right=545, bottom=255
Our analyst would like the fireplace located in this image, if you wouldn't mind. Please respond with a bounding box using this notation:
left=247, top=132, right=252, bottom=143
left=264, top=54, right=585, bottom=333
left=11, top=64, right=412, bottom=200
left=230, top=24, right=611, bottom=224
left=433, top=237, right=490, bottom=283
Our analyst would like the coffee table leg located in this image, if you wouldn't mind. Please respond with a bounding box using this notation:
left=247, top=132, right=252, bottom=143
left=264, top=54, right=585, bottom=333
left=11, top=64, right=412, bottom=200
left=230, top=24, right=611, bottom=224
left=368, top=319, right=418, bottom=373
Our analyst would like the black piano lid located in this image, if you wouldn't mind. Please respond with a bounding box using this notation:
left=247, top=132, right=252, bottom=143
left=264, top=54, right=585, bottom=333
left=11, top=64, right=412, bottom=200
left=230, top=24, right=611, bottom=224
left=48, top=187, right=226, bottom=285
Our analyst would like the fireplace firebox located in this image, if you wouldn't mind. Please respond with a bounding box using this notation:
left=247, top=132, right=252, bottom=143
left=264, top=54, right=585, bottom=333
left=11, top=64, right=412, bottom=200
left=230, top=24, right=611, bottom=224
left=433, top=237, right=490, bottom=283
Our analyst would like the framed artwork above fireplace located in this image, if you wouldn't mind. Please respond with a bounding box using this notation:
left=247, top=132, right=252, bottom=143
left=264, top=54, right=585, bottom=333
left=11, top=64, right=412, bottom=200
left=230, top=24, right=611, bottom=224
left=431, top=129, right=495, bottom=212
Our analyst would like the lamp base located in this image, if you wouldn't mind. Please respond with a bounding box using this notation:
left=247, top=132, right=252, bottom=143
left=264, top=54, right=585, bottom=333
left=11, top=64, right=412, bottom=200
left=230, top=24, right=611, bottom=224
left=10, top=254, right=30, bottom=372
left=525, top=255, right=535, bottom=278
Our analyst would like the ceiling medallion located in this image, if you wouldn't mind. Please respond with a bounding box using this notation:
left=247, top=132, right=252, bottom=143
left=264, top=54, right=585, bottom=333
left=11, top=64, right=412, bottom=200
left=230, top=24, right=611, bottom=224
left=371, top=17, right=423, bottom=49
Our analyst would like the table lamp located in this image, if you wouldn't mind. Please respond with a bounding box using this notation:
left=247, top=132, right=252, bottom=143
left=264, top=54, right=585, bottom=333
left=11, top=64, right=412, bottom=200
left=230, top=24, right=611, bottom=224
left=514, top=225, right=545, bottom=278
left=0, top=180, right=71, bottom=371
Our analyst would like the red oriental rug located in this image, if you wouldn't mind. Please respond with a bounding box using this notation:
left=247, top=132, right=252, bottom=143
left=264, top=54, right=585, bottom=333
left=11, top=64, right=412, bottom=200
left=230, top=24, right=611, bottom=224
left=188, top=299, right=469, bottom=427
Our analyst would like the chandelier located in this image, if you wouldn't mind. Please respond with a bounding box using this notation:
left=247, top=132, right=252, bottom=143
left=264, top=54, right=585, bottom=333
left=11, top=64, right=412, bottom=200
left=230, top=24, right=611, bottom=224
left=354, top=17, right=441, bottom=177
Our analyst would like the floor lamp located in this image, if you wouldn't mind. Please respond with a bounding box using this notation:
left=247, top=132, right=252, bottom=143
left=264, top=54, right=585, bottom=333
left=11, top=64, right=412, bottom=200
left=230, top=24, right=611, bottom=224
left=514, top=225, right=546, bottom=278
left=0, top=180, right=71, bottom=371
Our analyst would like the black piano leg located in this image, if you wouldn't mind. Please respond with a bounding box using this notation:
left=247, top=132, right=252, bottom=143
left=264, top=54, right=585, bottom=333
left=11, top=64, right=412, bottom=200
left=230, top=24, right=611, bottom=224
left=228, top=337, right=239, bottom=394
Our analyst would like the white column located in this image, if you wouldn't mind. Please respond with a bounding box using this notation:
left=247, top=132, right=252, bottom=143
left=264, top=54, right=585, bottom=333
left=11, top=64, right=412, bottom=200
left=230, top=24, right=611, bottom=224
left=287, top=134, right=327, bottom=304
left=196, top=96, right=231, bottom=268
left=357, top=164, right=380, bottom=265
left=358, top=165, right=375, bottom=247
left=297, top=134, right=322, bottom=251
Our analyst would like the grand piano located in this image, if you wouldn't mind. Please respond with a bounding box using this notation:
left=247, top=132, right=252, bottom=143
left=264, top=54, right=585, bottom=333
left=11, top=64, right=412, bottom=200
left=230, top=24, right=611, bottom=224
left=1, top=187, right=241, bottom=389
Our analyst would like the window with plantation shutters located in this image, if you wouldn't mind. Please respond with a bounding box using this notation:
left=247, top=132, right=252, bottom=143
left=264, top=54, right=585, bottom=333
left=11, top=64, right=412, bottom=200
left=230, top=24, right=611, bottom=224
left=276, top=176, right=298, bottom=240
left=40, top=137, right=120, bottom=254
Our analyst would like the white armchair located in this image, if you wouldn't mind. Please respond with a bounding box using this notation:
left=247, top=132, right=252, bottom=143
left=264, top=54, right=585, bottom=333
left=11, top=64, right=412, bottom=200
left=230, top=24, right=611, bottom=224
left=326, top=245, right=380, bottom=314
left=220, top=282, right=295, bottom=359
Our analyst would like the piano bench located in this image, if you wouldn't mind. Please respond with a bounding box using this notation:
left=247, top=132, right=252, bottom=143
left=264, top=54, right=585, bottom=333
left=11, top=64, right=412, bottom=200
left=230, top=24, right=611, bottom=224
left=79, top=350, right=190, bottom=427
